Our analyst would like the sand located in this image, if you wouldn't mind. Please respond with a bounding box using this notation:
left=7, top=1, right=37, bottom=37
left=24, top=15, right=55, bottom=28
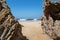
left=19, top=21, right=53, bottom=40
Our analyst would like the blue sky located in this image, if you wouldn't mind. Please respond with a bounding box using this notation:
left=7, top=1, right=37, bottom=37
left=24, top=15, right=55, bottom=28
left=6, top=0, right=43, bottom=19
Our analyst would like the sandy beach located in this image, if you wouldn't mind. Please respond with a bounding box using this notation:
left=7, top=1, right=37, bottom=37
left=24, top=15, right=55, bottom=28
left=19, top=21, right=53, bottom=40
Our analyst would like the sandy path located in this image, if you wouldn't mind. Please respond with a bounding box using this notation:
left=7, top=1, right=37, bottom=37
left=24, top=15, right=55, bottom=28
left=20, top=21, right=53, bottom=40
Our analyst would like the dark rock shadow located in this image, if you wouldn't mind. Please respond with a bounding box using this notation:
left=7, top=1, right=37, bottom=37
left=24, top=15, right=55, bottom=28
left=54, top=37, right=60, bottom=40
left=22, top=36, right=29, bottom=40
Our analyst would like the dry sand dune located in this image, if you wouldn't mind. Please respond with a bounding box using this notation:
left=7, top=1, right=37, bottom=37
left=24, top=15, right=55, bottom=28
left=20, top=21, right=53, bottom=40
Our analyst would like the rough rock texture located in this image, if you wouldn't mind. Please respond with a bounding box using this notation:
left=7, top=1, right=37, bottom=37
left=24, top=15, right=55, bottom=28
left=0, top=0, right=23, bottom=40
left=41, top=0, right=60, bottom=40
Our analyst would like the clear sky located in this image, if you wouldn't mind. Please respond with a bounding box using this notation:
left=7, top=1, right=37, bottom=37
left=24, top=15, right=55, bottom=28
left=6, top=0, right=43, bottom=19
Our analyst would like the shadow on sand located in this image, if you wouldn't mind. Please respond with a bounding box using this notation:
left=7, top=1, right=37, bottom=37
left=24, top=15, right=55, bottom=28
left=22, top=36, right=29, bottom=40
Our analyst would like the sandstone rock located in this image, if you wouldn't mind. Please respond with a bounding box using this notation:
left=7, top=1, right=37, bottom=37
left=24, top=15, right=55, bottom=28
left=41, top=0, right=60, bottom=40
left=0, top=0, right=23, bottom=40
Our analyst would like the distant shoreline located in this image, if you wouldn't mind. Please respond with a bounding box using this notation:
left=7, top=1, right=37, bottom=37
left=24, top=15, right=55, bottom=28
left=18, top=20, right=41, bottom=22
left=18, top=19, right=40, bottom=22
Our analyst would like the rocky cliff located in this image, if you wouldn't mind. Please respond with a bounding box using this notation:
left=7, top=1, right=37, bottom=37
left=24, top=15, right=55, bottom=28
left=0, top=0, right=23, bottom=40
left=41, top=0, right=60, bottom=40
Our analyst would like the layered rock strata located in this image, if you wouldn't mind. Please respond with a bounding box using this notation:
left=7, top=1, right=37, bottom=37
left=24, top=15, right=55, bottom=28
left=0, top=0, right=23, bottom=40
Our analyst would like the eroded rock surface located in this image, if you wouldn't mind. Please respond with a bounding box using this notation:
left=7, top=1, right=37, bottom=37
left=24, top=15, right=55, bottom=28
left=0, top=0, right=23, bottom=40
left=41, top=0, right=60, bottom=40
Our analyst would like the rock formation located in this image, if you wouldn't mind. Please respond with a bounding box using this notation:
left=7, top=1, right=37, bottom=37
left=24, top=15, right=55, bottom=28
left=0, top=0, right=23, bottom=40
left=41, top=0, right=60, bottom=40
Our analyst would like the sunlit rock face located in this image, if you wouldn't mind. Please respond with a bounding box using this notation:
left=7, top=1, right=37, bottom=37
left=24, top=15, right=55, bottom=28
left=41, top=0, right=60, bottom=40
left=0, top=0, right=23, bottom=40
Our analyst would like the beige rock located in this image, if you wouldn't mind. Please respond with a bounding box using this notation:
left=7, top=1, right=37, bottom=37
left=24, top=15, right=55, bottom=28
left=41, top=0, right=60, bottom=40
left=0, top=0, right=23, bottom=40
